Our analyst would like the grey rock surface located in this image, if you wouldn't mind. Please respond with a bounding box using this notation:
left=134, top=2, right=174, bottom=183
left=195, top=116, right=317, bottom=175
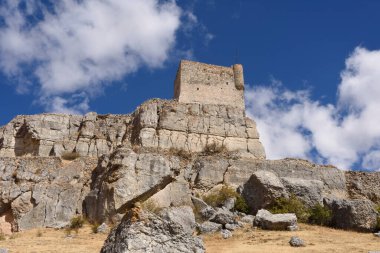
left=254, top=209, right=298, bottom=231
left=96, top=223, right=110, bottom=234
left=223, top=197, right=236, bottom=211
left=159, top=206, right=196, bottom=235
left=0, top=157, right=96, bottom=231
left=220, top=229, right=232, bottom=239
left=324, top=198, right=379, bottom=232
left=85, top=149, right=182, bottom=223
left=289, top=236, right=305, bottom=247
left=242, top=170, right=288, bottom=213
left=240, top=215, right=255, bottom=224
left=198, top=221, right=222, bottom=234
left=210, top=208, right=237, bottom=225
left=101, top=208, right=205, bottom=253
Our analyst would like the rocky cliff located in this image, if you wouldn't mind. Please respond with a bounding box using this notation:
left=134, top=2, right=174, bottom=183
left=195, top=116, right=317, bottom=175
left=0, top=99, right=379, bottom=234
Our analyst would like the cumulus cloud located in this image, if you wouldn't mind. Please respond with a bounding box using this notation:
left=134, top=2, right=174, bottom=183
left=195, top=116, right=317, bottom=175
left=246, top=47, right=380, bottom=171
left=0, top=0, right=183, bottom=113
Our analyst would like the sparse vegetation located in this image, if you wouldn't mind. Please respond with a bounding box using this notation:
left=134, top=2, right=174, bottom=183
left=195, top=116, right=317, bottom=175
left=65, top=215, right=86, bottom=235
left=203, top=185, right=238, bottom=208
left=376, top=205, right=380, bottom=230
left=61, top=151, right=80, bottom=161
left=0, top=232, right=5, bottom=241
left=202, top=143, right=227, bottom=155
left=234, top=195, right=250, bottom=214
left=268, top=195, right=309, bottom=222
left=141, top=199, right=162, bottom=214
left=201, top=185, right=249, bottom=213
left=91, top=223, right=100, bottom=234
left=308, top=203, right=332, bottom=226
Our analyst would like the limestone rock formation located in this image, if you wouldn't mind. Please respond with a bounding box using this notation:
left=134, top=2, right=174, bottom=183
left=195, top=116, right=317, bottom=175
left=100, top=207, right=205, bottom=253
left=324, top=198, right=379, bottom=232
left=0, top=157, right=96, bottom=232
left=0, top=61, right=379, bottom=237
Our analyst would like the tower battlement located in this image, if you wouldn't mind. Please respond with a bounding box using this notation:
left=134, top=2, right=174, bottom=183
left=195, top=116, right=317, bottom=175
left=174, top=60, right=245, bottom=109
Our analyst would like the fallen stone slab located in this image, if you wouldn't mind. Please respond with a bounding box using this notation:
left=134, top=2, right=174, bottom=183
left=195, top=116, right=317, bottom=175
left=254, top=209, right=297, bottom=231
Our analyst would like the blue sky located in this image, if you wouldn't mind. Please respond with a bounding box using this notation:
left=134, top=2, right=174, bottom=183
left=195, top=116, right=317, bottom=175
left=1, top=0, right=380, bottom=171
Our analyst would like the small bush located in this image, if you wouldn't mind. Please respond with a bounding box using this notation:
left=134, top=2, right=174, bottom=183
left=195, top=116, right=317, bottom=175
left=0, top=232, right=5, bottom=241
left=203, top=185, right=238, bottom=208
left=61, top=151, right=80, bottom=161
left=141, top=199, right=161, bottom=214
left=376, top=205, right=380, bottom=230
left=234, top=195, right=250, bottom=214
left=308, top=203, right=332, bottom=226
left=66, top=215, right=85, bottom=234
left=91, top=223, right=100, bottom=234
left=268, top=195, right=309, bottom=222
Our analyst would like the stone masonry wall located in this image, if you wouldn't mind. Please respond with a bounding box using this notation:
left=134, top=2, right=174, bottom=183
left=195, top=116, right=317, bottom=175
left=174, top=60, right=245, bottom=109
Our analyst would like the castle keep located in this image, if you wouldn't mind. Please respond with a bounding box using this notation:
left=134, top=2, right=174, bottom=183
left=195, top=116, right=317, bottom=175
left=174, top=60, right=245, bottom=109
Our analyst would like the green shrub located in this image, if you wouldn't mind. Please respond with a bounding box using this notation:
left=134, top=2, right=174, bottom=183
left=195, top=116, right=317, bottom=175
left=376, top=205, right=380, bottom=230
left=308, top=203, right=332, bottom=226
left=91, top=223, right=100, bottom=234
left=203, top=185, right=238, bottom=208
left=268, top=195, right=309, bottom=222
left=234, top=195, right=250, bottom=214
left=67, top=215, right=85, bottom=234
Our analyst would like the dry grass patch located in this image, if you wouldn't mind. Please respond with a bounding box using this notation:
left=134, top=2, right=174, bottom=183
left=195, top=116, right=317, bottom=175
left=0, top=225, right=107, bottom=253
left=203, top=223, right=380, bottom=253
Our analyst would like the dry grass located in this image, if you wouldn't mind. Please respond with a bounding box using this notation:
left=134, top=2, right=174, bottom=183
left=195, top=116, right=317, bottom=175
left=1, top=223, right=379, bottom=253
left=203, top=223, right=380, bottom=253
left=0, top=225, right=107, bottom=253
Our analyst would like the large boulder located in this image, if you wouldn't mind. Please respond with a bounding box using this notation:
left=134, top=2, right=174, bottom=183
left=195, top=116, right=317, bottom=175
left=210, top=208, right=237, bottom=225
left=242, top=170, right=288, bottom=213
left=159, top=206, right=196, bottom=235
left=85, top=149, right=182, bottom=223
left=324, top=198, right=379, bottom=232
left=101, top=207, right=205, bottom=253
left=281, top=177, right=324, bottom=206
left=198, top=221, right=222, bottom=234
left=254, top=209, right=297, bottom=231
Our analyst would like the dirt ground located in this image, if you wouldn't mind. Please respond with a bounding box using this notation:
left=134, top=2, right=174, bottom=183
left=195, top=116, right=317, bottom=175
left=0, top=225, right=108, bottom=253
left=203, top=224, right=380, bottom=253
left=0, top=224, right=379, bottom=253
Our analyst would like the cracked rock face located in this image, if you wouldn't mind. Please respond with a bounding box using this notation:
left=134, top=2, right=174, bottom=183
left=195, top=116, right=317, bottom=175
left=0, top=98, right=379, bottom=234
left=0, top=100, right=266, bottom=159
left=0, top=157, right=96, bottom=231
left=100, top=208, right=205, bottom=253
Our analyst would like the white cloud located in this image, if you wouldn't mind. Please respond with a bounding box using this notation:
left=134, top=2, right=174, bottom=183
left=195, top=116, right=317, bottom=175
left=0, top=0, right=183, bottom=113
left=246, top=47, right=380, bottom=171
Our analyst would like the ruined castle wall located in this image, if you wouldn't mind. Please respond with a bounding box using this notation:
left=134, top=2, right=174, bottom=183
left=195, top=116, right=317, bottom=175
left=174, top=60, right=245, bottom=109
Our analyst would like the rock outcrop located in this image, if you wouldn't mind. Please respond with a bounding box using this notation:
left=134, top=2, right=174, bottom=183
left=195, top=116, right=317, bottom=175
left=0, top=98, right=379, bottom=234
left=324, top=198, right=379, bottom=232
left=100, top=207, right=205, bottom=253
left=0, top=157, right=96, bottom=232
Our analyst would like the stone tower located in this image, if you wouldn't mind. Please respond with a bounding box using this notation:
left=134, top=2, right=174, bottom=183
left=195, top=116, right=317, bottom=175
left=174, top=60, right=245, bottom=109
